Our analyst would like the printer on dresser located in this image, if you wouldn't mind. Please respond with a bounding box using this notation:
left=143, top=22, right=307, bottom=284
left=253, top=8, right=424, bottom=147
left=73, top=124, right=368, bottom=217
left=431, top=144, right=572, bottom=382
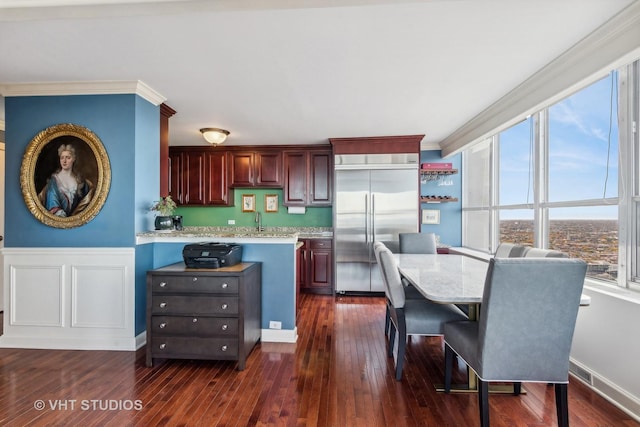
left=146, top=261, right=261, bottom=370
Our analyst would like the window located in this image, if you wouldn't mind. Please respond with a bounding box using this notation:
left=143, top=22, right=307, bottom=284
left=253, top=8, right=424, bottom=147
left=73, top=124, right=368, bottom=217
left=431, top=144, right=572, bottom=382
left=462, top=65, right=637, bottom=289
left=499, top=117, right=534, bottom=206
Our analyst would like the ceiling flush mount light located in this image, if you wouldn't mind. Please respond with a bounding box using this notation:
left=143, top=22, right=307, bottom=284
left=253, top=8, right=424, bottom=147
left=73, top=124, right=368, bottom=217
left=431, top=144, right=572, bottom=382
left=200, top=127, right=230, bottom=145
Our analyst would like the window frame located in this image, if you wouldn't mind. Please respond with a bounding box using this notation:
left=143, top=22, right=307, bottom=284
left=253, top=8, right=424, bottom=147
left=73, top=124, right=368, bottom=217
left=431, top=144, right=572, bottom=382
left=462, top=65, right=637, bottom=290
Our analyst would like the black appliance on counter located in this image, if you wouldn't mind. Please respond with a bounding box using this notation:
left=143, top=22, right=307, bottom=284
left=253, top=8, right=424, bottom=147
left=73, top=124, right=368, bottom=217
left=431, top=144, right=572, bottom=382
left=183, top=242, right=243, bottom=269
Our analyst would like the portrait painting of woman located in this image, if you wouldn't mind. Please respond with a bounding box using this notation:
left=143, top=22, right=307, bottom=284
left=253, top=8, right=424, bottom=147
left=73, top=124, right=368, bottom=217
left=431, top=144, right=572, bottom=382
left=21, top=123, right=111, bottom=229
left=38, top=143, right=94, bottom=217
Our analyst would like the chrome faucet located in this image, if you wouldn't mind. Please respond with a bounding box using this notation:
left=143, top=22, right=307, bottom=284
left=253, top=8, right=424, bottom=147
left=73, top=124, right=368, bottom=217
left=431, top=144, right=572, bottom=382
left=255, top=211, right=264, bottom=232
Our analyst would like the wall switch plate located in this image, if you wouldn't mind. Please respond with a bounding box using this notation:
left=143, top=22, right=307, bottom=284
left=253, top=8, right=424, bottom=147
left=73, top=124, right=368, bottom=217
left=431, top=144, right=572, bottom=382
left=228, top=219, right=235, bottom=225
left=269, top=321, right=282, bottom=330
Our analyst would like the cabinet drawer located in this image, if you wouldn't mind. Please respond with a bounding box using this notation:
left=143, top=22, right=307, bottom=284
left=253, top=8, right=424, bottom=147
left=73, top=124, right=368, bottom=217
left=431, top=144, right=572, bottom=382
left=309, top=239, right=332, bottom=249
left=151, top=295, right=239, bottom=315
left=151, top=275, right=239, bottom=294
left=149, top=336, right=239, bottom=358
left=151, top=316, right=239, bottom=336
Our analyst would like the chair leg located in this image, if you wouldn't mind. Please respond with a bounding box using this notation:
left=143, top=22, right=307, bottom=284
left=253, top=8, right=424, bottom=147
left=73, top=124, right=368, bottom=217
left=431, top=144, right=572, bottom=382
left=555, top=383, right=569, bottom=427
left=444, top=344, right=453, bottom=393
left=395, top=321, right=407, bottom=381
left=384, top=306, right=390, bottom=336
left=478, top=379, right=490, bottom=427
left=388, top=323, right=396, bottom=358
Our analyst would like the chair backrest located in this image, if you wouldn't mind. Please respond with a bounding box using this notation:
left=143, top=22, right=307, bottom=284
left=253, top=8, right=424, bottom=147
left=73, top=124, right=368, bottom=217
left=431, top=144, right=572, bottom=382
left=378, top=247, right=406, bottom=308
left=374, top=242, right=391, bottom=299
left=477, top=257, right=587, bottom=382
left=523, top=248, right=568, bottom=258
left=399, top=232, right=437, bottom=254
left=494, top=242, right=530, bottom=258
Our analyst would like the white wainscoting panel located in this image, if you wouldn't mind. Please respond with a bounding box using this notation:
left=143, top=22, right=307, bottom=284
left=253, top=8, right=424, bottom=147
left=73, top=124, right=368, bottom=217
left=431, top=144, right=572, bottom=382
left=11, top=265, right=63, bottom=326
left=0, top=247, right=136, bottom=351
left=72, top=265, right=126, bottom=329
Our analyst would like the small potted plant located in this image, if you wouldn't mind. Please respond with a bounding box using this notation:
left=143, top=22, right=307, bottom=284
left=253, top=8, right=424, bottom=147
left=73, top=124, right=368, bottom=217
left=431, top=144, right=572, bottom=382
left=150, top=196, right=178, bottom=230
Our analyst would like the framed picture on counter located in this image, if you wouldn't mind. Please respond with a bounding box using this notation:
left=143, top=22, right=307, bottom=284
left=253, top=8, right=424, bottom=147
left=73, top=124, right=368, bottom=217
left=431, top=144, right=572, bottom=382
left=242, top=194, right=255, bottom=212
left=265, top=194, right=278, bottom=212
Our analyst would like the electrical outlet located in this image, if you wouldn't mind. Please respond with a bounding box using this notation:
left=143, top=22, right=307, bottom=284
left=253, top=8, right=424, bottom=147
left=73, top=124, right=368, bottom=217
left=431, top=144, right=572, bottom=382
left=228, top=219, right=235, bottom=225
left=269, top=321, right=282, bottom=330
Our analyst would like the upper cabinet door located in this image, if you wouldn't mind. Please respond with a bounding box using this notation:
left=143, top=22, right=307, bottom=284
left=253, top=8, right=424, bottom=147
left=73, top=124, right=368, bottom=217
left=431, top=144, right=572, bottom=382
left=168, top=150, right=183, bottom=204
left=283, top=149, right=333, bottom=206
left=255, top=151, right=283, bottom=187
left=183, top=151, right=206, bottom=205
left=308, top=150, right=332, bottom=206
left=283, top=151, right=307, bottom=205
left=229, top=152, right=254, bottom=187
left=205, top=151, right=230, bottom=205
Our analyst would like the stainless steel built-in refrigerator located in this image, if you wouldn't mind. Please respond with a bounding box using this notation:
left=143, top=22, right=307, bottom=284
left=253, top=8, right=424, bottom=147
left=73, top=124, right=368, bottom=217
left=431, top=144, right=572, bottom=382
left=334, top=153, right=419, bottom=293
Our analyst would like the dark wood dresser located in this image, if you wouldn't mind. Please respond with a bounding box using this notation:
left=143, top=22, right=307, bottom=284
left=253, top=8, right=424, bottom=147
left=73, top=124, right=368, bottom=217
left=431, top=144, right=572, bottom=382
left=146, top=262, right=261, bottom=370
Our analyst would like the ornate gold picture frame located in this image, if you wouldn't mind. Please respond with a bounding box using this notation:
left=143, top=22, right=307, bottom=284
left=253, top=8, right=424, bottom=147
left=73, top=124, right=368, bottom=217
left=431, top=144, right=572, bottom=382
left=20, top=123, right=111, bottom=229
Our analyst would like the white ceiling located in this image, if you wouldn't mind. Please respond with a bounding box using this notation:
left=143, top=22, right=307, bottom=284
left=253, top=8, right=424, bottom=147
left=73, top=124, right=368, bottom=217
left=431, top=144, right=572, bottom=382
left=0, top=0, right=636, bottom=149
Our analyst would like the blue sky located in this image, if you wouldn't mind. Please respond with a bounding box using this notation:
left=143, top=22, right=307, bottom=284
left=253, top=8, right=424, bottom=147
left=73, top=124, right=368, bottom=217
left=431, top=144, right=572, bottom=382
left=499, top=72, right=618, bottom=220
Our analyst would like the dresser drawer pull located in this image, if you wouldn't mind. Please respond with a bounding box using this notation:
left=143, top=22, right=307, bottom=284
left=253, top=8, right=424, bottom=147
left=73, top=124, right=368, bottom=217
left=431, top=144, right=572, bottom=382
left=159, top=343, right=166, bottom=350
left=159, top=322, right=167, bottom=328
left=159, top=302, right=167, bottom=308
left=221, top=324, right=228, bottom=331
left=159, top=282, right=167, bottom=288
left=221, top=283, right=228, bottom=289
left=192, top=318, right=198, bottom=323
left=221, top=345, right=228, bottom=352
left=221, top=303, right=228, bottom=310
left=192, top=277, right=198, bottom=282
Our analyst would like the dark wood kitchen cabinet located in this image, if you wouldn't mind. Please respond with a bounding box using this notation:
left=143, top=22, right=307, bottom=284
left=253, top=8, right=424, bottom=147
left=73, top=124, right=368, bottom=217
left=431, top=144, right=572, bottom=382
left=169, top=147, right=230, bottom=206
left=297, top=239, right=333, bottom=295
left=146, top=262, right=261, bottom=371
left=283, top=149, right=332, bottom=206
left=229, top=151, right=283, bottom=188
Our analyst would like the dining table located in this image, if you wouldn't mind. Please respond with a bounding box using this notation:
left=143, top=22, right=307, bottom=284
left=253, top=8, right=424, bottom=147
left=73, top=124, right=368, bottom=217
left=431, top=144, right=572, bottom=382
left=395, top=253, right=591, bottom=393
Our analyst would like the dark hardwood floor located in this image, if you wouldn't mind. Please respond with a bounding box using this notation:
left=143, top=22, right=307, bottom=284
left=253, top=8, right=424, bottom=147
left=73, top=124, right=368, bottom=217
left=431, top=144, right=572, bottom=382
left=0, top=294, right=637, bottom=426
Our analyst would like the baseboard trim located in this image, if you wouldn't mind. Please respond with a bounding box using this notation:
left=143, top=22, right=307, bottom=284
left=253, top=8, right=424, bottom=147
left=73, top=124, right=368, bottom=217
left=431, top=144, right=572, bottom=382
left=0, top=335, right=139, bottom=351
left=261, top=327, right=297, bottom=343
left=570, top=359, right=640, bottom=423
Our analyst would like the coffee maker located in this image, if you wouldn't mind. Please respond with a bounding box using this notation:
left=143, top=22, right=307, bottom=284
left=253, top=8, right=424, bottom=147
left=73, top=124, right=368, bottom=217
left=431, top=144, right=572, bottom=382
left=172, top=215, right=183, bottom=230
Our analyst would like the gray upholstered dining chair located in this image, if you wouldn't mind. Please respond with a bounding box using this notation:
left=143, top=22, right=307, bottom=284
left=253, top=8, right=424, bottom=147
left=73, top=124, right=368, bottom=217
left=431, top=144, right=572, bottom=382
left=523, top=247, right=568, bottom=258
left=373, top=241, right=394, bottom=336
left=398, top=232, right=437, bottom=299
left=443, top=257, right=587, bottom=427
left=494, top=242, right=530, bottom=258
left=378, top=246, right=468, bottom=380
left=399, top=232, right=438, bottom=254
left=375, top=240, right=424, bottom=337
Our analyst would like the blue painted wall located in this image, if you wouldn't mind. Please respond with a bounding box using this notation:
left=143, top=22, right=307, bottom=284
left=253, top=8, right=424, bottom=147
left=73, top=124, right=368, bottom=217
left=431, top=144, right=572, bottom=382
left=420, top=150, right=462, bottom=246
left=4, top=94, right=159, bottom=248
left=4, top=93, right=160, bottom=336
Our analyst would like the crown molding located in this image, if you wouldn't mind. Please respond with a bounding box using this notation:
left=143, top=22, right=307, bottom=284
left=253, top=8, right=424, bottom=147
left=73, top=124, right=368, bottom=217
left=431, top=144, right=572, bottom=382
left=0, top=80, right=166, bottom=106
left=439, top=0, right=640, bottom=157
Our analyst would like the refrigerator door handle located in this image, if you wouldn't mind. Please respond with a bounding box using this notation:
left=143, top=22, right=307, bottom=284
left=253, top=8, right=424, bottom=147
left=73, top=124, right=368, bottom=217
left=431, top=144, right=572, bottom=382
left=371, top=193, right=376, bottom=243
left=364, top=193, right=369, bottom=244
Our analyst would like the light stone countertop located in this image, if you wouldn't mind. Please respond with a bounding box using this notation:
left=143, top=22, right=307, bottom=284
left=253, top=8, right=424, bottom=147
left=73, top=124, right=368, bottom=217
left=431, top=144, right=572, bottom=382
left=136, top=226, right=332, bottom=244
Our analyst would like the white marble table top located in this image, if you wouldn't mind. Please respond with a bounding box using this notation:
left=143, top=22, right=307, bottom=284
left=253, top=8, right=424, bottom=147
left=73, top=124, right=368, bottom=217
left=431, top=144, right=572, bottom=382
left=396, top=254, right=591, bottom=306
left=396, top=254, right=488, bottom=304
